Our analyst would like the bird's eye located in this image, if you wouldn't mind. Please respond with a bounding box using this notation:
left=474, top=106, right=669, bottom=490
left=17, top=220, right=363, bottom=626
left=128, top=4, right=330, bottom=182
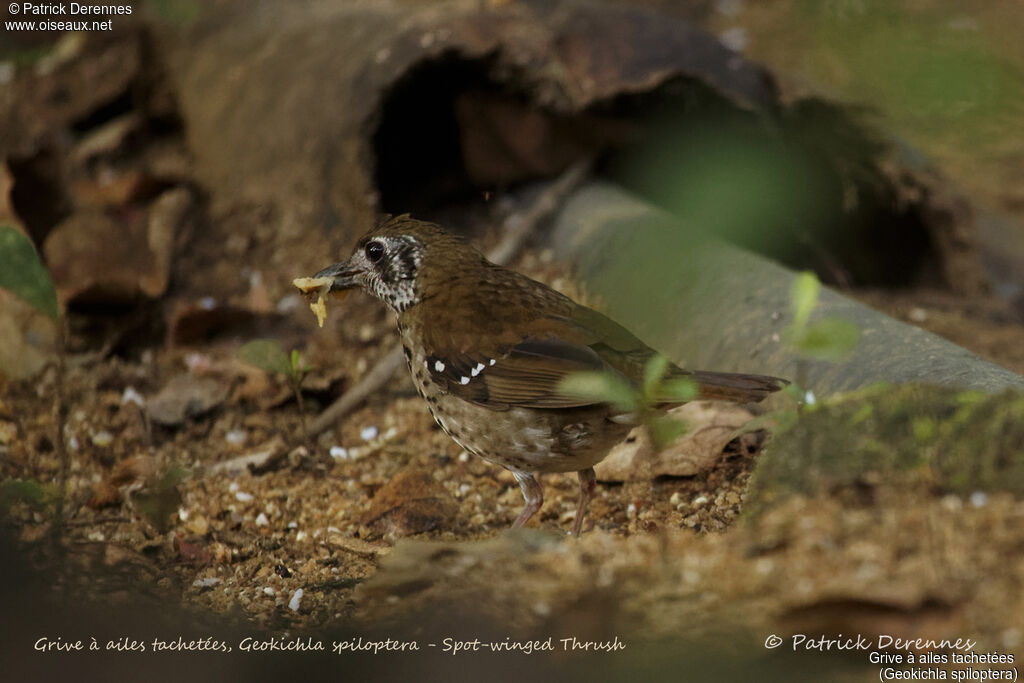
left=365, top=240, right=385, bottom=264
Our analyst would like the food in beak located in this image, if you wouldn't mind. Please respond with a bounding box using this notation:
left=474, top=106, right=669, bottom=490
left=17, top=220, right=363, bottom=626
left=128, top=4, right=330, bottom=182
left=292, top=276, right=334, bottom=327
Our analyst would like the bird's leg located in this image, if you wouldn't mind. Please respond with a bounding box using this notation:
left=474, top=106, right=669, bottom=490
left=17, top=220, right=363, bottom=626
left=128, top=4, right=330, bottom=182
left=511, top=471, right=543, bottom=529
left=572, top=468, right=597, bottom=536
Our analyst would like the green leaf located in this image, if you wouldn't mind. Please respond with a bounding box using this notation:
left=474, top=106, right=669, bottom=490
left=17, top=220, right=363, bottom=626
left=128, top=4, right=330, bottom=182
left=238, top=339, right=292, bottom=375
left=559, top=371, right=639, bottom=413
left=789, top=271, right=820, bottom=331
left=642, top=354, right=670, bottom=399
left=792, top=317, right=861, bottom=362
left=0, top=226, right=58, bottom=320
left=0, top=479, right=48, bottom=506
left=650, top=414, right=689, bottom=448
left=658, top=377, right=699, bottom=403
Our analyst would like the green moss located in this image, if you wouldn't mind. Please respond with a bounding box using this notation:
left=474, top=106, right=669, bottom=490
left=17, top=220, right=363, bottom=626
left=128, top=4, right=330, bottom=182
left=747, top=384, right=1024, bottom=515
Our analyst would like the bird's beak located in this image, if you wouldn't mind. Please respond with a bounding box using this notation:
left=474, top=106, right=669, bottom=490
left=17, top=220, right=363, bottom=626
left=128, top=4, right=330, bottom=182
left=314, top=261, right=363, bottom=293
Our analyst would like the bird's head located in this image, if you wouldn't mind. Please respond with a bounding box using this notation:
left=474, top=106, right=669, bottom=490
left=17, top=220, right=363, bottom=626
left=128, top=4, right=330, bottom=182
left=314, top=215, right=475, bottom=313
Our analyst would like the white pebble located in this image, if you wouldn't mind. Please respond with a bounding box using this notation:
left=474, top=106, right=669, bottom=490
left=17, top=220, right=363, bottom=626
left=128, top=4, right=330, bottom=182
left=235, top=491, right=254, bottom=503
left=329, top=446, right=350, bottom=460
left=178, top=507, right=190, bottom=521
left=288, top=521, right=298, bottom=529
left=360, top=426, right=378, bottom=441
left=275, top=294, right=303, bottom=314
left=91, top=431, right=113, bottom=447
left=327, top=526, right=340, bottom=534
left=288, top=588, right=303, bottom=611
left=693, top=495, right=709, bottom=506
left=199, top=296, right=217, bottom=310
left=434, top=360, right=445, bottom=372
left=295, top=531, right=308, bottom=542
left=803, top=390, right=817, bottom=406
left=719, top=26, right=748, bottom=52
left=263, top=587, right=276, bottom=597
left=255, top=512, right=269, bottom=526
left=193, top=577, right=221, bottom=588
left=225, top=430, right=246, bottom=447
left=121, top=387, right=145, bottom=407
left=969, top=491, right=988, bottom=508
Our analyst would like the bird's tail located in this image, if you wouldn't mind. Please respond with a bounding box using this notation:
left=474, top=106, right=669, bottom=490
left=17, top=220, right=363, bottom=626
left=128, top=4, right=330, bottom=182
left=689, top=370, right=789, bottom=403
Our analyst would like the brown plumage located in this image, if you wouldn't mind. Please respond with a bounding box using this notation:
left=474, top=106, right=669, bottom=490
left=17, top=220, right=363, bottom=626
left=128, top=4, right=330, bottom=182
left=314, top=215, right=786, bottom=534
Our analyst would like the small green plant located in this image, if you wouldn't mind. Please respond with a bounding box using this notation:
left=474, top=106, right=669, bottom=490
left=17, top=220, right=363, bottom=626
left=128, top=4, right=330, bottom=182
left=0, top=479, right=56, bottom=517
left=782, top=271, right=860, bottom=406
left=238, top=339, right=313, bottom=444
left=559, top=354, right=698, bottom=448
left=0, top=226, right=70, bottom=529
left=0, top=225, right=58, bottom=320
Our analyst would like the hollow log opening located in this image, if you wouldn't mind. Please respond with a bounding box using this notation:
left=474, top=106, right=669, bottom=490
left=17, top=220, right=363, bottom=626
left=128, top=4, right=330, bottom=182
left=372, top=55, right=940, bottom=290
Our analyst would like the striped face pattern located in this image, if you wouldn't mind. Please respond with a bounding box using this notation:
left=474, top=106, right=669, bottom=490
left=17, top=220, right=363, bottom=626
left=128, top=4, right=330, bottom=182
left=356, top=234, right=423, bottom=312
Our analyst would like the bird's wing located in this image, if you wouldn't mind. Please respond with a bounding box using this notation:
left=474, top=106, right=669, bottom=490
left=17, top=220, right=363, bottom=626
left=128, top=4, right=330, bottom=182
left=424, top=335, right=623, bottom=410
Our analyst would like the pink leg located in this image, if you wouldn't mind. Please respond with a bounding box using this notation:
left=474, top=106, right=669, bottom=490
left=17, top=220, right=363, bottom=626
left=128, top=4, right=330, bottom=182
left=572, top=468, right=597, bottom=536
left=511, top=471, right=543, bottom=528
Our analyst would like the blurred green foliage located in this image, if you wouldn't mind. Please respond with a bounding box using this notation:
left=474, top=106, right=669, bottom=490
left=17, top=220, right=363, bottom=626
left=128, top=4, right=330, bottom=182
left=560, top=355, right=698, bottom=448
left=784, top=271, right=860, bottom=363
left=149, top=0, right=202, bottom=27
left=792, top=0, right=1024, bottom=149
left=0, top=225, right=58, bottom=320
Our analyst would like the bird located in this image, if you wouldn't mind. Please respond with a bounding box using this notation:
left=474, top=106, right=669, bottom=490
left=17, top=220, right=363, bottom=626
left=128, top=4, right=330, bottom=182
left=312, top=215, right=787, bottom=535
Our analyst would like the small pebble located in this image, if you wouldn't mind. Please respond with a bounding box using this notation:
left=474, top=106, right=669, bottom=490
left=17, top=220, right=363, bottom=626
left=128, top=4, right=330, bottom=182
left=719, top=26, right=748, bottom=52
left=969, top=491, right=988, bottom=508
left=329, top=446, right=349, bottom=460
left=288, top=588, right=303, bottom=611
left=225, top=430, right=247, bottom=447
left=235, top=491, right=254, bottom=503
left=909, top=307, right=928, bottom=323
left=178, top=507, right=189, bottom=521
left=255, top=512, right=269, bottom=526
left=803, top=390, right=817, bottom=406
left=121, top=387, right=145, bottom=407
left=360, top=425, right=379, bottom=441
left=91, top=431, right=113, bottom=447
left=263, top=587, right=276, bottom=597
left=193, top=577, right=221, bottom=588
left=692, top=495, right=709, bottom=507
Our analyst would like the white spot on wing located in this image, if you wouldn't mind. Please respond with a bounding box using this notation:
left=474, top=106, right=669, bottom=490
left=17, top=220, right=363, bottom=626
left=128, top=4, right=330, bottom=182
left=460, top=376, right=470, bottom=385
left=489, top=359, right=496, bottom=366
left=471, top=363, right=483, bottom=376
left=434, top=360, right=445, bottom=372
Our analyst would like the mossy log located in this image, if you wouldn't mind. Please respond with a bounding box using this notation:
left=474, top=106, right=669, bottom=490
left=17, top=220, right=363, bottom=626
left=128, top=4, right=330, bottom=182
left=549, top=182, right=1024, bottom=395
